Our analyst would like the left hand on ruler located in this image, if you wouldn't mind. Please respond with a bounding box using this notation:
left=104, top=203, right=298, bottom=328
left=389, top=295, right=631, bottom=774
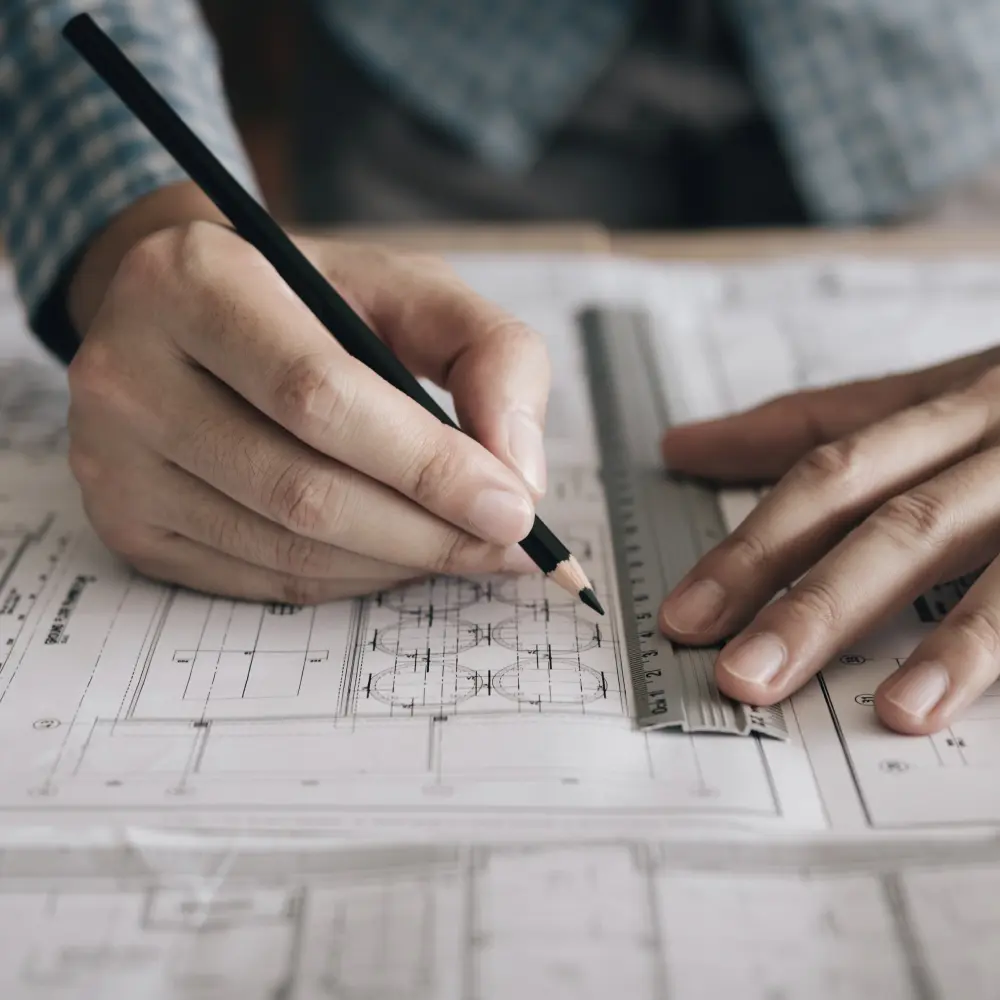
left=658, top=346, right=1000, bottom=736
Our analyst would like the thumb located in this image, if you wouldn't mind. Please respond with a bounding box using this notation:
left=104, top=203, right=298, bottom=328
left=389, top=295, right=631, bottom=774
left=662, top=368, right=937, bottom=483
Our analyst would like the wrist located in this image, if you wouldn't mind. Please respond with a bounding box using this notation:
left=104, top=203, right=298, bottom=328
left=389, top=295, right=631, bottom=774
left=67, top=181, right=228, bottom=334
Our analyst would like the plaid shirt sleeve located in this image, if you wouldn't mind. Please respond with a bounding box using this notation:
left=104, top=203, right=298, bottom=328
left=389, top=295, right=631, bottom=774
left=724, top=0, right=1000, bottom=224
left=0, top=0, right=257, bottom=348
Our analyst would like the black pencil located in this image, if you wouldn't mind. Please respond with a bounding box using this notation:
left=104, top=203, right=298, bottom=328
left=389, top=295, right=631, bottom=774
left=63, top=13, right=604, bottom=616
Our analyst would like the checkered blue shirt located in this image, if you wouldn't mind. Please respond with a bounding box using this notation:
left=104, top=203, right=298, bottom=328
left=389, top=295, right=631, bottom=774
left=0, top=0, right=256, bottom=328
left=5, top=0, right=1000, bottom=341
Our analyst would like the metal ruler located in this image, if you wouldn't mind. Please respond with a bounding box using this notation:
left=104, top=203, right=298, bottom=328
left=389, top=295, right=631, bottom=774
left=578, top=306, right=788, bottom=739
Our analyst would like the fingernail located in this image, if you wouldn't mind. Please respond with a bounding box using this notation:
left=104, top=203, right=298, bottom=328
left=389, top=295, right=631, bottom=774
left=468, top=489, right=534, bottom=545
left=882, top=663, right=950, bottom=721
left=660, top=579, right=726, bottom=633
left=718, top=633, right=786, bottom=686
left=503, top=545, right=538, bottom=574
left=506, top=410, right=547, bottom=496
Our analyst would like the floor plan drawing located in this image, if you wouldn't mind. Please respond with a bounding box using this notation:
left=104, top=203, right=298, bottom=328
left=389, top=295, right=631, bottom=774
left=9, top=255, right=1000, bottom=840
left=648, top=255, right=1000, bottom=833
left=5, top=832, right=1000, bottom=999
left=0, top=456, right=824, bottom=833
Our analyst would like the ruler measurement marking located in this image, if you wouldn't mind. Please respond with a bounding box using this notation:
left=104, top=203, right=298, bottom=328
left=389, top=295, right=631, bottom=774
left=578, top=306, right=788, bottom=739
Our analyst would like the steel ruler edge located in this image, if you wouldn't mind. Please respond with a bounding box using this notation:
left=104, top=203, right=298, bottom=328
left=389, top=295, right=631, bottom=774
left=578, top=306, right=788, bottom=740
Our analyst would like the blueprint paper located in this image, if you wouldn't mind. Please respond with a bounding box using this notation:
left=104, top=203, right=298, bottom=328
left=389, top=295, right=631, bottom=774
left=3, top=254, right=1000, bottom=838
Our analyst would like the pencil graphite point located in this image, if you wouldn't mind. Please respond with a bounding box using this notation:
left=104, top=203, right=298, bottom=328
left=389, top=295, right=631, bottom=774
left=580, top=588, right=605, bottom=616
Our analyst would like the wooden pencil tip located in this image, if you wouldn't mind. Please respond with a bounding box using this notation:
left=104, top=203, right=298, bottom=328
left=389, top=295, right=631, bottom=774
left=579, top=587, right=605, bottom=616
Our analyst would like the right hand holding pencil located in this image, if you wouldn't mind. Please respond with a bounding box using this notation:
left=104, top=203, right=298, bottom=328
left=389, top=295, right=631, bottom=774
left=64, top=189, right=548, bottom=602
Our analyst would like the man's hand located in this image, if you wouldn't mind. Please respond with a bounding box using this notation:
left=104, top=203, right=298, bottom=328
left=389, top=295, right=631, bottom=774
left=66, top=190, right=547, bottom=604
left=658, top=347, right=1000, bottom=735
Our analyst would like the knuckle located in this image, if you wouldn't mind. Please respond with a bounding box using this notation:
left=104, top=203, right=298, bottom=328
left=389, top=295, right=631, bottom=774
left=949, top=606, right=1000, bottom=659
left=274, top=531, right=331, bottom=577
left=111, top=228, right=178, bottom=299
left=404, top=439, right=464, bottom=508
left=970, top=364, right=1000, bottom=399
left=163, top=221, right=245, bottom=317
left=170, top=219, right=227, bottom=286
left=266, top=461, right=341, bottom=536
left=198, top=503, right=247, bottom=558
left=794, top=438, right=864, bottom=489
left=99, top=519, right=156, bottom=563
left=270, top=355, right=349, bottom=434
left=404, top=250, right=454, bottom=281
left=127, top=555, right=167, bottom=585
left=721, top=529, right=770, bottom=575
left=782, top=578, right=844, bottom=629
left=66, top=442, right=102, bottom=490
left=873, top=491, right=953, bottom=548
left=962, top=370, right=1000, bottom=431
left=920, top=391, right=970, bottom=422
left=276, top=573, right=331, bottom=607
left=464, top=306, right=544, bottom=359
left=430, top=531, right=485, bottom=575
left=67, top=339, right=121, bottom=408
left=488, top=313, right=539, bottom=348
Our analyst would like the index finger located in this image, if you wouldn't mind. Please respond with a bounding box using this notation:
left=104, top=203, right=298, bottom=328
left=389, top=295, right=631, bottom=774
left=661, top=374, right=928, bottom=483
left=157, top=224, right=536, bottom=547
left=660, top=345, right=1000, bottom=484
left=315, top=244, right=552, bottom=495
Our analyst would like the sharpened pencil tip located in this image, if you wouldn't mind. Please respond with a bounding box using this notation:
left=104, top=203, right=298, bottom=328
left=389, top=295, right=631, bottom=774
left=579, top=587, right=605, bottom=616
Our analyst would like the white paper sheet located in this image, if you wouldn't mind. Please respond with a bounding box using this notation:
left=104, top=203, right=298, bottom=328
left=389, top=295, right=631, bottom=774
left=4, top=829, right=1000, bottom=999
left=0, top=258, right=824, bottom=836
left=611, top=253, right=1000, bottom=832
left=4, top=253, right=1000, bottom=840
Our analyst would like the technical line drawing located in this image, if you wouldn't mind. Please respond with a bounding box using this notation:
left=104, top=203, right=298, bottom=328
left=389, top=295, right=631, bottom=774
left=491, top=573, right=579, bottom=611
left=795, top=653, right=1000, bottom=829
left=490, top=613, right=602, bottom=654
left=369, top=664, right=483, bottom=710
left=174, top=647, right=329, bottom=701
left=373, top=619, right=482, bottom=658
left=10, top=835, right=1000, bottom=999
left=377, top=576, right=485, bottom=614
left=0, top=498, right=809, bottom=826
left=492, top=658, right=607, bottom=706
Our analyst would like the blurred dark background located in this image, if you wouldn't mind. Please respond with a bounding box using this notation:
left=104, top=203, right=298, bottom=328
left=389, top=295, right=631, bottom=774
left=200, top=0, right=302, bottom=221
left=198, top=0, right=808, bottom=232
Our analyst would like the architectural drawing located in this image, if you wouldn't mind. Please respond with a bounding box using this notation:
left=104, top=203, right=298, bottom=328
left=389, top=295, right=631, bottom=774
left=0, top=477, right=822, bottom=831
left=794, top=653, right=1000, bottom=830
left=6, top=255, right=1000, bottom=838
left=651, top=255, right=1000, bottom=832
left=5, top=832, right=1000, bottom=998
